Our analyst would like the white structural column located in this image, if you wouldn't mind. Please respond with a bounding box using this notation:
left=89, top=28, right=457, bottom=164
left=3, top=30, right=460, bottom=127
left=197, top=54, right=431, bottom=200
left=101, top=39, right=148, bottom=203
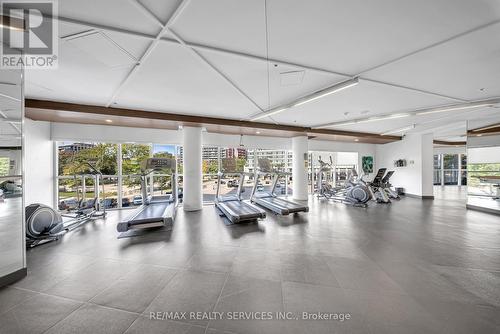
left=421, top=133, right=435, bottom=197
left=292, top=136, right=309, bottom=201
left=182, top=126, right=203, bottom=211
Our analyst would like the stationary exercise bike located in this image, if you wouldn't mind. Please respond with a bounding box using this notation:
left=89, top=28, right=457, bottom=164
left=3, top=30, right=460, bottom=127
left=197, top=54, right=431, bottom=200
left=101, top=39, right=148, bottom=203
left=25, top=162, right=107, bottom=248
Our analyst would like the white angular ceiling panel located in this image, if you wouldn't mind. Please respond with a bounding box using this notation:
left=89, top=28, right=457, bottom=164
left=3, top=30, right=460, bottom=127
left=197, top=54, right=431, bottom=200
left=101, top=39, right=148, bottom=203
left=113, top=42, right=260, bottom=119
left=266, top=0, right=500, bottom=74
left=171, top=0, right=267, bottom=56
left=364, top=22, right=500, bottom=101
left=197, top=48, right=348, bottom=112
left=25, top=41, right=133, bottom=105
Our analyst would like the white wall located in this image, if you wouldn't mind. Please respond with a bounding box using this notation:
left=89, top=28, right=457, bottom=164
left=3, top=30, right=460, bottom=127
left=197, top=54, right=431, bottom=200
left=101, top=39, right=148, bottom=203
left=468, top=146, right=500, bottom=164
left=309, top=140, right=376, bottom=178
left=467, top=134, right=500, bottom=148
left=376, top=133, right=433, bottom=197
left=51, top=122, right=182, bottom=144
left=434, top=146, right=466, bottom=155
left=25, top=120, right=54, bottom=206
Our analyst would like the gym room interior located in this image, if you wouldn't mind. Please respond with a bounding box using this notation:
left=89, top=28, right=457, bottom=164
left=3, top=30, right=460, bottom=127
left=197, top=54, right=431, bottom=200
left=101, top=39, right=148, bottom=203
left=1, top=1, right=499, bottom=333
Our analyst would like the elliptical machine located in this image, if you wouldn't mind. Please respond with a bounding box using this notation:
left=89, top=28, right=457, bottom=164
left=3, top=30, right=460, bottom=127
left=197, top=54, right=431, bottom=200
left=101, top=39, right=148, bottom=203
left=26, top=162, right=107, bottom=248
left=316, top=156, right=371, bottom=207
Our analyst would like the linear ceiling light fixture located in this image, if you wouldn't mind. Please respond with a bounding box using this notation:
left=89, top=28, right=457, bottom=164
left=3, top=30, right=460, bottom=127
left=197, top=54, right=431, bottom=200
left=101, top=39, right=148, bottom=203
left=313, top=98, right=500, bottom=129
left=415, top=99, right=499, bottom=116
left=316, top=113, right=411, bottom=128
left=250, top=77, right=359, bottom=121
left=381, top=124, right=416, bottom=136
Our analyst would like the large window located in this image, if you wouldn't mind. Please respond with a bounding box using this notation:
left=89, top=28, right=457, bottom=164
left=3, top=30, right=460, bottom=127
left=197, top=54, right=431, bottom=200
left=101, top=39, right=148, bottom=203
left=433, top=153, right=467, bottom=186
left=57, top=142, right=177, bottom=210
left=57, top=142, right=118, bottom=210
left=121, top=143, right=151, bottom=208
left=56, top=142, right=299, bottom=207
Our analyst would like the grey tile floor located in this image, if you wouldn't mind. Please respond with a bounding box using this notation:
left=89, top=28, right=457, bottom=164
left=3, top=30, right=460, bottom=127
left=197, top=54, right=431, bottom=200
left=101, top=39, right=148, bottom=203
left=1, top=187, right=499, bottom=334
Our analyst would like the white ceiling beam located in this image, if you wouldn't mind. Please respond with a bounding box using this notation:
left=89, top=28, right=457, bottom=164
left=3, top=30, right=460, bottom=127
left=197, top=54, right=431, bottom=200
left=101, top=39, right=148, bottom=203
left=129, top=0, right=163, bottom=28
left=358, top=19, right=500, bottom=76
left=105, top=0, right=191, bottom=107
left=52, top=15, right=155, bottom=40
left=8, top=123, right=21, bottom=134
left=0, top=118, right=21, bottom=123
left=0, top=92, right=20, bottom=102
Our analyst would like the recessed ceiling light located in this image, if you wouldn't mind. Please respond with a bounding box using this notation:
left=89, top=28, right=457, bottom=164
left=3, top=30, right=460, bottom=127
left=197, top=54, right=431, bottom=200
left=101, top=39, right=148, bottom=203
left=256, top=131, right=261, bottom=134
left=477, top=134, right=482, bottom=137
left=354, top=138, right=359, bottom=142
left=105, top=119, right=113, bottom=123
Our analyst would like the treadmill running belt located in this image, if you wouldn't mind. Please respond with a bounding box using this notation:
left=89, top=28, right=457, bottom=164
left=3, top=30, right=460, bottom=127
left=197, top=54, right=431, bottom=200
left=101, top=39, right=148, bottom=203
left=131, top=203, right=169, bottom=223
left=263, top=197, right=305, bottom=209
left=223, top=201, right=262, bottom=216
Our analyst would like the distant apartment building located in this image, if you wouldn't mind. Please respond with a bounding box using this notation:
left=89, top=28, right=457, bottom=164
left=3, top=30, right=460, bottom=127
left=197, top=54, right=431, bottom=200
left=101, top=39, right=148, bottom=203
left=58, top=142, right=95, bottom=154
left=245, top=149, right=293, bottom=174
left=178, top=146, right=224, bottom=164
left=221, top=148, right=247, bottom=159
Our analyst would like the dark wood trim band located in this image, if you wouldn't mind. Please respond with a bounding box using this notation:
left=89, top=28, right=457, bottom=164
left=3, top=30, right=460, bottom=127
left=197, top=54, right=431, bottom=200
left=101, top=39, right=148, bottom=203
left=25, top=99, right=402, bottom=141
left=467, top=124, right=500, bottom=136
left=433, top=140, right=466, bottom=146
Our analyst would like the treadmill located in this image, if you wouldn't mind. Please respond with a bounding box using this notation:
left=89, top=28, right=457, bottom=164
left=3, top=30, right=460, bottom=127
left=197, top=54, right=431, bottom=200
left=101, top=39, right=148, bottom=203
left=215, top=158, right=266, bottom=224
left=117, top=158, right=177, bottom=234
left=250, top=159, right=308, bottom=215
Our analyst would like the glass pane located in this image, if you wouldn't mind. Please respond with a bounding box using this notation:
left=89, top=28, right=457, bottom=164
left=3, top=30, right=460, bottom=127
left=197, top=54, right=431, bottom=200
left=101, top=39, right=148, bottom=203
left=443, top=154, right=458, bottom=169
left=203, top=174, right=218, bottom=202
left=122, top=175, right=142, bottom=207
left=468, top=162, right=500, bottom=196
left=58, top=142, right=118, bottom=175
left=102, top=176, right=119, bottom=209
left=122, top=143, right=151, bottom=175
left=152, top=175, right=173, bottom=196
left=433, top=170, right=441, bottom=185
left=433, top=155, right=441, bottom=168
left=152, top=144, right=176, bottom=159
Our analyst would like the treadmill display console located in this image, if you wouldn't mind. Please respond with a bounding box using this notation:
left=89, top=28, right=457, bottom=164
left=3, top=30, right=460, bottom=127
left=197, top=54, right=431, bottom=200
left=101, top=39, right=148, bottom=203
left=142, top=158, right=176, bottom=171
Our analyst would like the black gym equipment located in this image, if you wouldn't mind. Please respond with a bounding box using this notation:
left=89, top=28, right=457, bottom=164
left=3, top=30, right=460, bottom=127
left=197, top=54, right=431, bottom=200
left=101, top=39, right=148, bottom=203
left=367, top=168, right=391, bottom=203
left=215, top=158, right=266, bottom=225
left=116, top=158, right=177, bottom=236
left=25, top=163, right=107, bottom=247
left=316, top=156, right=371, bottom=207
left=250, top=158, right=308, bottom=215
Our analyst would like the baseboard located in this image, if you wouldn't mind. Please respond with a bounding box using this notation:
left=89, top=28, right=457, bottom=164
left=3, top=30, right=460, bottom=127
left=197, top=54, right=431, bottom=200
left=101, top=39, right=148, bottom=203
left=404, top=193, right=435, bottom=200
left=0, top=267, right=27, bottom=288
left=466, top=204, right=500, bottom=216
